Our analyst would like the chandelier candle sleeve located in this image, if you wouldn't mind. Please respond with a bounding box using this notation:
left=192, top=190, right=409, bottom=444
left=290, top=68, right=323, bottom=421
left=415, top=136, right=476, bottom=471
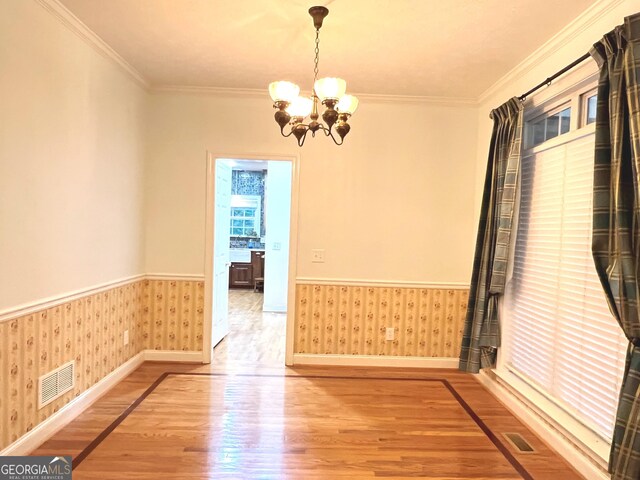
left=268, top=6, right=358, bottom=147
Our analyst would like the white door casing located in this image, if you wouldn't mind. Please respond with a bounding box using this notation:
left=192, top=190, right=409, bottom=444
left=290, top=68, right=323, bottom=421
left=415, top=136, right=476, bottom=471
left=203, top=152, right=299, bottom=365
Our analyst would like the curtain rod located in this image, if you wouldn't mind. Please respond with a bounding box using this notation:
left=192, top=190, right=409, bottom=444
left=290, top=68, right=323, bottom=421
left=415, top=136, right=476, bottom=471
left=518, top=52, right=592, bottom=101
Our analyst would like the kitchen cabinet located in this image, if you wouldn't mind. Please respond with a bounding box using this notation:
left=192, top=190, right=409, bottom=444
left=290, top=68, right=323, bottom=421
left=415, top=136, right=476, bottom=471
left=229, top=262, right=253, bottom=288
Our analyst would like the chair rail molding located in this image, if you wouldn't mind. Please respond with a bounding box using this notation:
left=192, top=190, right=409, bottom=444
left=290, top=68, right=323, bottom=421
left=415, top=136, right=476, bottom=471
left=295, top=277, right=469, bottom=290
left=0, top=274, right=146, bottom=323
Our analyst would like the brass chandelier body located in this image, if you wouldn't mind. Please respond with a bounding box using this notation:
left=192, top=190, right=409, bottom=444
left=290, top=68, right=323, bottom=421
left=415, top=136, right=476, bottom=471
left=269, top=6, right=358, bottom=147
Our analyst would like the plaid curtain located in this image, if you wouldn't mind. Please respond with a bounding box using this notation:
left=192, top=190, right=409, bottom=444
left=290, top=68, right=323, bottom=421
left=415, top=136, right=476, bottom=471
left=590, top=13, right=640, bottom=480
left=459, top=98, right=522, bottom=373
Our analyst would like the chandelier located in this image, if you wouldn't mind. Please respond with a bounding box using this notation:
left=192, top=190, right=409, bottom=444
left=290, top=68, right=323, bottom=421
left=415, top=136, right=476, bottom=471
left=268, top=6, right=358, bottom=147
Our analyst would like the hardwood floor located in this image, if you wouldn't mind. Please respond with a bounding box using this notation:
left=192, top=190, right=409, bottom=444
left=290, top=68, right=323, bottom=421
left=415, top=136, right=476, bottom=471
left=213, top=289, right=286, bottom=366
left=31, top=291, right=586, bottom=479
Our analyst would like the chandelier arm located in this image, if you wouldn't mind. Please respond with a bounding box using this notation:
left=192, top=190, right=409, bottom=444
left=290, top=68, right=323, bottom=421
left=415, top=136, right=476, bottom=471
left=327, top=129, right=344, bottom=146
left=310, top=123, right=333, bottom=137
left=312, top=122, right=342, bottom=144
left=279, top=127, right=295, bottom=138
left=297, top=130, right=308, bottom=147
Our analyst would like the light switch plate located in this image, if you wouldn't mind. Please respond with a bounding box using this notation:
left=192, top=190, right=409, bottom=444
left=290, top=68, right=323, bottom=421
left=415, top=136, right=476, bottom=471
left=311, top=249, right=325, bottom=263
left=386, top=327, right=395, bottom=341
left=124, top=329, right=129, bottom=346
left=273, top=242, right=281, bottom=251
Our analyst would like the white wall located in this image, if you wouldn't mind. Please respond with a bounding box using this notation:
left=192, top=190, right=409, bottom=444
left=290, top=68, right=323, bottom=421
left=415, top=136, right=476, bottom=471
left=0, top=0, right=147, bottom=311
left=144, top=93, right=479, bottom=284
left=263, top=161, right=292, bottom=312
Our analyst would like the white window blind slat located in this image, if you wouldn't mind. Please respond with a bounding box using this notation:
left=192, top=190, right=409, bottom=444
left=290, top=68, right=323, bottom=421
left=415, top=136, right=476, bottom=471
left=505, top=132, right=628, bottom=441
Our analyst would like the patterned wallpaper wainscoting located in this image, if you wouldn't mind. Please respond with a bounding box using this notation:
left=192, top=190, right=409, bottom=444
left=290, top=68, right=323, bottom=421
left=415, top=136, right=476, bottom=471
left=295, top=284, right=468, bottom=357
left=142, top=279, right=204, bottom=351
left=1, top=277, right=464, bottom=451
left=0, top=277, right=205, bottom=452
left=0, top=280, right=145, bottom=451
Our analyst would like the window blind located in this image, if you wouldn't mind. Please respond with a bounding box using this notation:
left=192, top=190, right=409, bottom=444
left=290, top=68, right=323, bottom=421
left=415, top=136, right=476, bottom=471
left=504, top=131, right=628, bottom=440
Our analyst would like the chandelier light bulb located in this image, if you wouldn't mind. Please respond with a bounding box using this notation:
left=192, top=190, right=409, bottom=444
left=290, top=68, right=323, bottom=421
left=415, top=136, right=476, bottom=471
left=286, top=96, right=314, bottom=118
left=269, top=81, right=300, bottom=103
left=314, top=77, right=347, bottom=102
left=336, top=95, right=359, bottom=115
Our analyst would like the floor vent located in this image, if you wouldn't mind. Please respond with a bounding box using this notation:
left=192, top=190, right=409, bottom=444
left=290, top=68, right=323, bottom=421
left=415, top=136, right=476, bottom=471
left=502, top=432, right=536, bottom=454
left=38, top=361, right=75, bottom=409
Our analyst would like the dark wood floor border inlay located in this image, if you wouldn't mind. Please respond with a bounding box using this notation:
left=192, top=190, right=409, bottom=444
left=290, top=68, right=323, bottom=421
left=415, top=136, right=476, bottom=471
left=71, top=372, right=533, bottom=479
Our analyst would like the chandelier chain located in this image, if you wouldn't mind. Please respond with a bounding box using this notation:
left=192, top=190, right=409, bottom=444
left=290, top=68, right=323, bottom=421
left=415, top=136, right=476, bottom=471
left=313, top=28, right=320, bottom=87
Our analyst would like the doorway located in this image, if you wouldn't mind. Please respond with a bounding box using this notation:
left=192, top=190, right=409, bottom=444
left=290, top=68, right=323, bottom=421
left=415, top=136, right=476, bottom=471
left=203, top=153, right=299, bottom=366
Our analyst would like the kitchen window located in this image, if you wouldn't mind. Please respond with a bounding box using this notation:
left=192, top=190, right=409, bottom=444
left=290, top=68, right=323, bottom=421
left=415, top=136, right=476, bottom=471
left=229, top=195, right=261, bottom=237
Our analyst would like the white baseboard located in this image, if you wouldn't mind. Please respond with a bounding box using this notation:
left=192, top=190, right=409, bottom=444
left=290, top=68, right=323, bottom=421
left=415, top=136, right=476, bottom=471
left=0, top=352, right=145, bottom=456
left=262, top=304, right=286, bottom=313
left=143, top=350, right=203, bottom=362
left=475, top=370, right=609, bottom=480
left=292, top=353, right=458, bottom=369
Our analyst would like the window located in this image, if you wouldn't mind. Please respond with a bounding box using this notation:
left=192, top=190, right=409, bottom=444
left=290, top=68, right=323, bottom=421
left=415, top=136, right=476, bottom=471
left=525, top=105, right=571, bottom=149
left=501, top=77, right=627, bottom=460
left=230, top=207, right=258, bottom=236
left=229, top=195, right=261, bottom=237
left=583, top=91, right=598, bottom=125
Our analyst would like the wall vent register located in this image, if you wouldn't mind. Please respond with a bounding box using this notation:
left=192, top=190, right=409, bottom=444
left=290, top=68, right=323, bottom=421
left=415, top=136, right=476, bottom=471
left=38, top=360, right=75, bottom=409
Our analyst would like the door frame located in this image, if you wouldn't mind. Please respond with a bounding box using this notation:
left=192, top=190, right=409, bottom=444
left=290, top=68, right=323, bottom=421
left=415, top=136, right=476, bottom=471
left=203, top=151, right=300, bottom=366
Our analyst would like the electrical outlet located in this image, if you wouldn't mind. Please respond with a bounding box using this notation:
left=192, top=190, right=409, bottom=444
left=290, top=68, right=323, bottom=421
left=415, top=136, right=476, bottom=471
left=273, top=242, right=281, bottom=251
left=311, top=249, right=325, bottom=263
left=124, top=329, right=129, bottom=346
left=386, top=327, right=395, bottom=341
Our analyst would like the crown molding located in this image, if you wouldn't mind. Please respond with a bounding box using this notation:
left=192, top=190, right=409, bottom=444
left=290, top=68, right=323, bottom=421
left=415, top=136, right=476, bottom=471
left=35, top=0, right=622, bottom=107
left=151, top=85, right=478, bottom=106
left=34, top=0, right=149, bottom=89
left=151, top=85, right=268, bottom=98
left=355, top=92, right=477, bottom=106
left=477, top=0, right=624, bottom=104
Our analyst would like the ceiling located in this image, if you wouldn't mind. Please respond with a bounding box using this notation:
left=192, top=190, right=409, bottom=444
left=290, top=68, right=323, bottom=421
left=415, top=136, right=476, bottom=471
left=59, top=0, right=597, bottom=99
